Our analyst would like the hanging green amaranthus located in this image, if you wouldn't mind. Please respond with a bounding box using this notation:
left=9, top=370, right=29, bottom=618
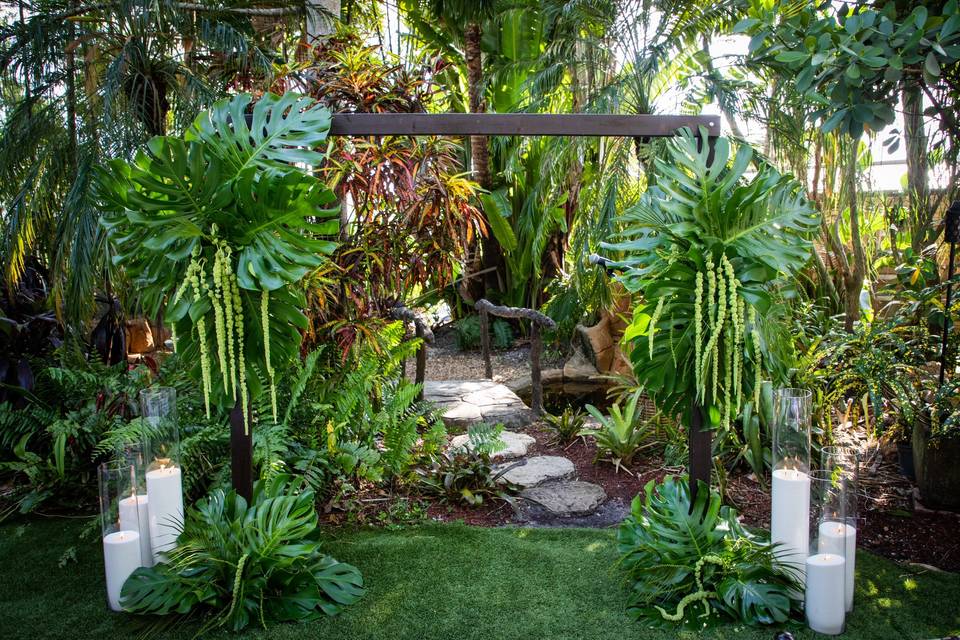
left=607, top=129, right=819, bottom=435
left=98, top=92, right=341, bottom=435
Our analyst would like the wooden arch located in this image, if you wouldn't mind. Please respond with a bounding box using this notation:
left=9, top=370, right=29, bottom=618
left=232, top=111, right=720, bottom=502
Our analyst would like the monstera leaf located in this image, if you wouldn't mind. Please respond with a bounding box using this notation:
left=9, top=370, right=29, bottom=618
left=122, top=476, right=364, bottom=630
left=186, top=92, right=331, bottom=175
left=603, top=129, right=818, bottom=422
left=98, top=92, right=339, bottom=413
left=616, top=476, right=799, bottom=628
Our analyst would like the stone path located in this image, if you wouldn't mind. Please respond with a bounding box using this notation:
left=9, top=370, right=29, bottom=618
left=424, top=380, right=535, bottom=429
left=520, top=481, right=607, bottom=517
left=434, top=378, right=610, bottom=523
left=493, top=456, right=575, bottom=487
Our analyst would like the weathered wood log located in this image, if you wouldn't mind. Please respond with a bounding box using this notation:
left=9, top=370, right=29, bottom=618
left=479, top=307, right=492, bottom=379
left=475, top=299, right=557, bottom=329
left=390, top=306, right=433, bottom=401
left=476, top=299, right=555, bottom=416
left=389, top=305, right=435, bottom=343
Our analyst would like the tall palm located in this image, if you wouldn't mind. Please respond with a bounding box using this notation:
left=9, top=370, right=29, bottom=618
left=0, top=1, right=298, bottom=328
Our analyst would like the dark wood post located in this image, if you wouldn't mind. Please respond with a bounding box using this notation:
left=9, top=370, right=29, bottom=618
left=479, top=307, right=493, bottom=379
left=688, top=131, right=719, bottom=506
left=688, top=400, right=712, bottom=506
left=414, top=323, right=427, bottom=401
left=530, top=323, right=543, bottom=416
left=230, top=399, right=254, bottom=503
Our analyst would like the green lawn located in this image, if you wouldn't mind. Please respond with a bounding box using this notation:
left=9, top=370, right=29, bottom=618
left=1, top=517, right=958, bottom=640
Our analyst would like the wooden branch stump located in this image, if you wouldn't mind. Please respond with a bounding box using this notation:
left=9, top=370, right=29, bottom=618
left=415, top=323, right=427, bottom=402
left=479, top=307, right=492, bottom=379
left=476, top=299, right=556, bottom=416
left=389, top=305, right=434, bottom=401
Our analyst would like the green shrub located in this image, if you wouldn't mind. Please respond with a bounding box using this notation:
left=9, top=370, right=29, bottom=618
left=121, top=475, right=363, bottom=632
left=543, top=407, right=586, bottom=446
left=583, top=391, right=652, bottom=472
left=417, top=423, right=512, bottom=506
left=617, top=475, right=799, bottom=627
left=288, top=323, right=446, bottom=483
left=455, top=315, right=513, bottom=351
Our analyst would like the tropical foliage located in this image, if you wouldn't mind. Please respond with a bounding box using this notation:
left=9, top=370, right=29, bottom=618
left=0, top=0, right=296, bottom=325
left=121, top=475, right=364, bottom=631
left=583, top=391, right=653, bottom=472
left=97, top=91, right=339, bottom=427
left=417, top=422, right=513, bottom=506
left=617, top=475, right=800, bottom=627
left=608, top=130, right=819, bottom=432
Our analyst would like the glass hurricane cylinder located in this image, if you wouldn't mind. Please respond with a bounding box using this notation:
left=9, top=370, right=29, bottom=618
left=99, top=462, right=143, bottom=611
left=820, top=446, right=859, bottom=611
left=806, top=470, right=849, bottom=635
left=118, top=444, right=153, bottom=568
left=139, top=387, right=183, bottom=562
left=770, top=387, right=813, bottom=582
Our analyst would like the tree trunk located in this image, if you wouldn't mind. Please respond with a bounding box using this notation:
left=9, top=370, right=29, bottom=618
left=843, top=141, right=867, bottom=332
left=902, top=79, right=930, bottom=253
left=464, top=22, right=503, bottom=296
left=66, top=1, right=78, bottom=164
left=542, top=55, right=585, bottom=294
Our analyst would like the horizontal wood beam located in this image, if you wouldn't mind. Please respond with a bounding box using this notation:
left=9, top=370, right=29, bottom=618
left=328, top=113, right=720, bottom=138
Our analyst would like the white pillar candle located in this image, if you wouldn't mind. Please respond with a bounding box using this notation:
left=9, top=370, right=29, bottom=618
left=805, top=553, right=846, bottom=635
left=118, top=493, right=154, bottom=568
left=771, top=468, right=810, bottom=581
left=145, top=465, right=183, bottom=561
left=103, top=530, right=141, bottom=611
left=818, top=521, right=856, bottom=611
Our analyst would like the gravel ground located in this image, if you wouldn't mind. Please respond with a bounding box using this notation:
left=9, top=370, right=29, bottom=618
left=406, top=325, right=566, bottom=383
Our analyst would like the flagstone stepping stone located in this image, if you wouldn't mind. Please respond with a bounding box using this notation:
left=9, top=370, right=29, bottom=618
left=493, top=455, right=575, bottom=488
left=514, top=496, right=629, bottom=528
left=449, top=430, right=536, bottom=460
left=424, top=379, right=535, bottom=428
left=519, top=481, right=607, bottom=517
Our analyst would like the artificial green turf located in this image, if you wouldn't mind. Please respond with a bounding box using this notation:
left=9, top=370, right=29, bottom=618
left=1, top=517, right=957, bottom=640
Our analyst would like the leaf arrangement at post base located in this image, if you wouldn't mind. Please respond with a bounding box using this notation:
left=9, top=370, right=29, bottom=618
left=120, top=475, right=363, bottom=632
left=616, top=475, right=802, bottom=629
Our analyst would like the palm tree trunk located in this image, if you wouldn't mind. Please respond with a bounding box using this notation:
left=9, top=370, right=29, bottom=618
left=465, top=23, right=489, bottom=188
left=464, top=21, right=502, bottom=296
left=66, top=1, right=78, bottom=164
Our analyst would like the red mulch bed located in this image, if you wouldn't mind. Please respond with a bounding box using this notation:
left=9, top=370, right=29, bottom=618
left=326, top=422, right=960, bottom=573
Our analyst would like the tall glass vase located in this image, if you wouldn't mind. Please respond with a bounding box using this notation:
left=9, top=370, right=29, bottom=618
left=821, top=445, right=859, bottom=611
left=770, top=387, right=812, bottom=581
left=118, top=444, right=154, bottom=567
left=806, top=470, right=849, bottom=635
left=99, top=462, right=143, bottom=611
left=139, top=387, right=183, bottom=562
